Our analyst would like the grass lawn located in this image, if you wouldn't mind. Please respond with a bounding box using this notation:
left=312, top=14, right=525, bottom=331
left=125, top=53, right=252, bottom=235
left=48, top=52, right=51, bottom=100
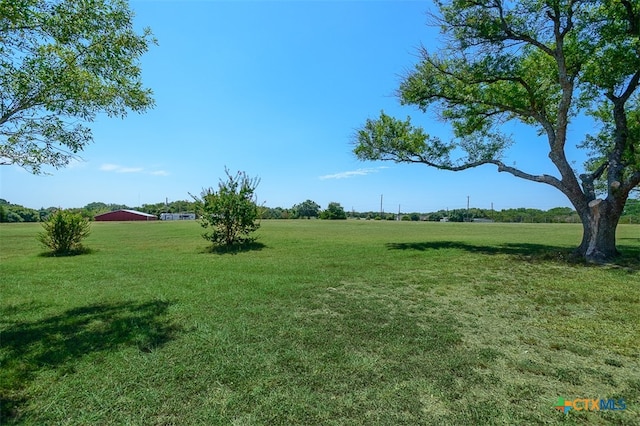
left=1, top=220, right=639, bottom=425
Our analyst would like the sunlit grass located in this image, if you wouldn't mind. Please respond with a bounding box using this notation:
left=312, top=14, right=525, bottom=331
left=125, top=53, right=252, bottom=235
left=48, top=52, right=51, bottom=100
left=1, top=220, right=638, bottom=424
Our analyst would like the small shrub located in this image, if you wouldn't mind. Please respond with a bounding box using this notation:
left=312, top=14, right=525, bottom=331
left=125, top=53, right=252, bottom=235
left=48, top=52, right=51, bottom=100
left=195, top=168, right=261, bottom=248
left=37, top=210, right=91, bottom=255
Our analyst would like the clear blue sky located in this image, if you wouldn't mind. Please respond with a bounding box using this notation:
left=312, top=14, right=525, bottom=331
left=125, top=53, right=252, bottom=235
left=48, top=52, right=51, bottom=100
left=1, top=0, right=586, bottom=213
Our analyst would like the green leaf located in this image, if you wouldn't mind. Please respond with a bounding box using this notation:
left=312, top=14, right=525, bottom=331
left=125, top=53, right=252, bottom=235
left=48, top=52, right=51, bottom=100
left=0, top=0, right=156, bottom=173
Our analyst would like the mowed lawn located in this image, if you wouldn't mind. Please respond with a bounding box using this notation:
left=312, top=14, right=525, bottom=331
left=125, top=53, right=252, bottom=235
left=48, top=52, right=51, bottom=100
left=1, top=220, right=639, bottom=425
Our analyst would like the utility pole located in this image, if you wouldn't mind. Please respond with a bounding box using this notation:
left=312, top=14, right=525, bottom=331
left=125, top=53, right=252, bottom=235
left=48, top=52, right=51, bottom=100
left=380, top=194, right=383, bottom=218
left=398, top=204, right=401, bottom=221
left=467, top=195, right=470, bottom=222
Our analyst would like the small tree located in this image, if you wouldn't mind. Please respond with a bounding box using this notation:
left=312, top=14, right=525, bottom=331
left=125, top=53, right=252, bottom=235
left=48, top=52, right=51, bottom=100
left=320, top=202, right=347, bottom=220
left=37, top=210, right=91, bottom=255
left=195, top=169, right=261, bottom=248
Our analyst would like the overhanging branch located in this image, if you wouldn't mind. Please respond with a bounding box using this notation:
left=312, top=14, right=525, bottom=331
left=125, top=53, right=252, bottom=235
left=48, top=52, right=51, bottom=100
left=371, top=144, right=563, bottom=190
left=621, top=170, right=640, bottom=194
left=495, top=1, right=555, bottom=57
left=489, top=160, right=564, bottom=189
left=414, top=53, right=549, bottom=125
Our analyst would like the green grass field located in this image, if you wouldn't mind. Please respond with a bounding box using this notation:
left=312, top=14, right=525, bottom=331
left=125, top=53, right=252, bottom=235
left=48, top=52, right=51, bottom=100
left=1, top=220, right=639, bottom=425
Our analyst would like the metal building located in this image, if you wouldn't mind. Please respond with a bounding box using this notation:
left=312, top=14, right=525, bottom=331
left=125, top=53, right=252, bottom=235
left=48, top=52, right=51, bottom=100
left=94, top=209, right=158, bottom=221
left=160, top=213, right=196, bottom=220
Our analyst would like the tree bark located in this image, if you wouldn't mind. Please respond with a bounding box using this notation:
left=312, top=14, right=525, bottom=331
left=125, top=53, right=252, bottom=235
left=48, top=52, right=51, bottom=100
left=575, top=198, right=622, bottom=263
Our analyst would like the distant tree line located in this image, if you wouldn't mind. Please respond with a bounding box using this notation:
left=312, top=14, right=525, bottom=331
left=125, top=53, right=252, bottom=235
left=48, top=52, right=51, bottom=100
left=0, top=199, right=44, bottom=222
left=2, top=198, right=639, bottom=224
left=0, top=199, right=197, bottom=223
left=424, top=207, right=582, bottom=223
left=261, top=201, right=346, bottom=220
left=261, top=200, right=640, bottom=224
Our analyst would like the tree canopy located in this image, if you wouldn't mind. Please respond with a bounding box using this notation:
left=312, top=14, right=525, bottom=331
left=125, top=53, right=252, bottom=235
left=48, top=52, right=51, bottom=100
left=320, top=202, right=347, bottom=220
left=354, top=0, right=640, bottom=262
left=0, top=0, right=155, bottom=173
left=292, top=199, right=321, bottom=219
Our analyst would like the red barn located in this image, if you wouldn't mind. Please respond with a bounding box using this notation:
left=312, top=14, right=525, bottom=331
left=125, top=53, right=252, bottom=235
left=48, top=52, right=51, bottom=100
left=94, top=209, right=157, bottom=221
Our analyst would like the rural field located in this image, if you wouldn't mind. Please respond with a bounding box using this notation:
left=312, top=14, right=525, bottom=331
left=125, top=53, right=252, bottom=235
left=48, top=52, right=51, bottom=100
left=1, top=220, right=639, bottom=425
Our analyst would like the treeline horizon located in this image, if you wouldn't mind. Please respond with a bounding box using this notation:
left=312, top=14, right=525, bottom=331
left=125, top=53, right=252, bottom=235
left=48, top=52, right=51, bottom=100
left=3, top=198, right=639, bottom=224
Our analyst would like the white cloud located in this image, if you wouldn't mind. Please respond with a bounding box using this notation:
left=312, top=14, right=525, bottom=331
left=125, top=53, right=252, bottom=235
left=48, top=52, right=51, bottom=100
left=100, top=163, right=120, bottom=171
left=100, top=163, right=143, bottom=173
left=319, top=167, right=388, bottom=180
left=100, top=163, right=169, bottom=176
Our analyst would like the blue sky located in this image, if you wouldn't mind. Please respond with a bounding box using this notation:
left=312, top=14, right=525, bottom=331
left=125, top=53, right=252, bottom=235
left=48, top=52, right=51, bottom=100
left=1, top=0, right=586, bottom=213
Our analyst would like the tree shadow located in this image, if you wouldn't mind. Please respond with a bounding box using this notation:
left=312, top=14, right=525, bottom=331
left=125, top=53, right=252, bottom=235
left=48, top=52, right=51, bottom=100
left=203, top=240, right=267, bottom=255
left=386, top=241, right=570, bottom=257
left=0, top=300, right=180, bottom=423
left=38, top=247, right=94, bottom=257
left=385, top=241, right=640, bottom=272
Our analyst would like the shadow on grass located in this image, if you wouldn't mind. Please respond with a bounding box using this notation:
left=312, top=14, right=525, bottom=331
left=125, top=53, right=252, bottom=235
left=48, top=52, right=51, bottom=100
left=386, top=241, right=640, bottom=271
left=38, top=247, right=94, bottom=257
left=0, top=300, right=180, bottom=423
left=204, top=240, right=267, bottom=255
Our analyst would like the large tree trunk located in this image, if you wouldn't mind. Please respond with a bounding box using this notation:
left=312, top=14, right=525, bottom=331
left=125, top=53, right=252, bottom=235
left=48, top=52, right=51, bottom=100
left=575, top=198, right=622, bottom=263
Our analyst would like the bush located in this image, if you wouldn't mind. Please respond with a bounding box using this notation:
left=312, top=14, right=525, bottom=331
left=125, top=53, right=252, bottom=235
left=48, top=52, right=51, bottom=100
left=320, top=202, right=347, bottom=220
left=196, top=168, right=261, bottom=248
left=292, top=199, right=321, bottom=219
left=37, top=210, right=91, bottom=255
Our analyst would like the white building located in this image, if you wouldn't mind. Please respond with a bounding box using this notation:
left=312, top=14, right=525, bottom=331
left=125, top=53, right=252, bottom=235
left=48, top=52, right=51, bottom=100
left=160, top=213, right=196, bottom=220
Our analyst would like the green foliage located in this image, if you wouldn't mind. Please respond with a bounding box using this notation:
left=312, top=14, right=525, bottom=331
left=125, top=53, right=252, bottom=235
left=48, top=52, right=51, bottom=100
left=409, top=213, right=421, bottom=221
left=292, top=199, right=321, bottom=219
left=138, top=200, right=197, bottom=217
left=195, top=168, right=261, bottom=248
left=449, top=210, right=467, bottom=222
left=261, top=206, right=292, bottom=219
left=0, top=0, right=156, bottom=173
left=621, top=197, right=640, bottom=223
left=623, top=198, right=640, bottom=216
left=320, top=202, right=347, bottom=220
left=0, top=199, right=40, bottom=222
left=353, top=0, right=640, bottom=261
left=354, top=1, right=639, bottom=180
left=354, top=111, right=437, bottom=163
left=37, top=209, right=91, bottom=254
left=425, top=207, right=582, bottom=223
